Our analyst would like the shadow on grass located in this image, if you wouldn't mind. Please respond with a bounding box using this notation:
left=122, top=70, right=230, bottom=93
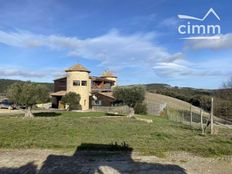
left=34, top=112, right=62, bottom=117
left=0, top=142, right=187, bottom=174
left=106, top=112, right=125, bottom=116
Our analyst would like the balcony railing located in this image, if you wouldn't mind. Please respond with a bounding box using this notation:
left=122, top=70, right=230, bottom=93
left=91, top=88, right=112, bottom=92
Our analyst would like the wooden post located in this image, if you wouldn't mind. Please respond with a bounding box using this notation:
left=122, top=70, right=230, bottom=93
left=200, top=109, right=204, bottom=134
left=210, top=97, right=214, bottom=135
left=190, top=105, right=193, bottom=127
left=182, top=112, right=184, bottom=123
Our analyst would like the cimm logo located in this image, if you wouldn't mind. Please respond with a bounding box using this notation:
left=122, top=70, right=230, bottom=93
left=177, top=8, right=221, bottom=39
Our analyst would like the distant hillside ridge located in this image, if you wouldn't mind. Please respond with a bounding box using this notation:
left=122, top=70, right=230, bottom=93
left=0, top=79, right=53, bottom=95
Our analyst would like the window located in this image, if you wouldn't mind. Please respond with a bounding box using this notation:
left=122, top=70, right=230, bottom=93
left=73, top=80, right=80, bottom=86
left=81, top=80, right=87, bottom=86
left=92, top=100, right=102, bottom=106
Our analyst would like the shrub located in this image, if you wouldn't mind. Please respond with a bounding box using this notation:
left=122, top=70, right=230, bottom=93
left=134, top=103, right=147, bottom=115
left=61, top=92, right=81, bottom=111
left=190, top=95, right=211, bottom=112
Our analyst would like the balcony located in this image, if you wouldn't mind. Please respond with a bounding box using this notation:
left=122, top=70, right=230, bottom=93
left=91, top=86, right=112, bottom=92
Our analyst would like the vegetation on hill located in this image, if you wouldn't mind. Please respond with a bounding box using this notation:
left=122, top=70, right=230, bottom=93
left=0, top=112, right=231, bottom=157
left=145, top=84, right=232, bottom=119
left=0, top=79, right=53, bottom=95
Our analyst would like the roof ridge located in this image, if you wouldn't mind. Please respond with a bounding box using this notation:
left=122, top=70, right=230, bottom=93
left=65, top=64, right=90, bottom=73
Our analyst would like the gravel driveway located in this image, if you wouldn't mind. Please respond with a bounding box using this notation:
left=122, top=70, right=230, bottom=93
left=0, top=149, right=231, bottom=174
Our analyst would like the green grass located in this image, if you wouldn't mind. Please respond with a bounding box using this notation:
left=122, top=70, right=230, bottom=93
left=0, top=111, right=231, bottom=157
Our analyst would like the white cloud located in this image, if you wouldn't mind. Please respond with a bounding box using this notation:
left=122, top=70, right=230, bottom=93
left=0, top=69, right=46, bottom=78
left=153, top=58, right=232, bottom=78
left=160, top=17, right=178, bottom=27
left=185, top=33, right=232, bottom=49
left=0, top=67, right=65, bottom=80
left=0, top=29, right=183, bottom=71
left=0, top=29, right=230, bottom=81
left=153, top=62, right=192, bottom=77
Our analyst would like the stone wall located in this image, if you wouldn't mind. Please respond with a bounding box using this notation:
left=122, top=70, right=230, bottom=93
left=92, top=105, right=130, bottom=115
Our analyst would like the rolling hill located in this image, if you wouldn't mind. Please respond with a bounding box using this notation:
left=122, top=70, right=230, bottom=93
left=144, top=84, right=232, bottom=119
left=145, top=92, right=232, bottom=126
left=145, top=92, right=207, bottom=116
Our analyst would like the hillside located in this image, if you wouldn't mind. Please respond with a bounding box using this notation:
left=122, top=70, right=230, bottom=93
left=144, top=84, right=232, bottom=119
left=145, top=92, right=209, bottom=117
left=0, top=79, right=53, bottom=95
left=145, top=92, right=232, bottom=127
left=145, top=92, right=194, bottom=111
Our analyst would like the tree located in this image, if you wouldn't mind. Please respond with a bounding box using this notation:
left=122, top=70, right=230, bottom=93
left=190, top=95, right=211, bottom=112
left=113, top=86, right=146, bottom=114
left=223, top=77, right=232, bottom=89
left=61, top=92, right=81, bottom=111
left=134, top=103, right=147, bottom=115
left=7, top=82, right=49, bottom=117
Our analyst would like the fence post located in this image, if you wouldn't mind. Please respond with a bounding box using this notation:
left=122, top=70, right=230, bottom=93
left=210, top=97, right=214, bottom=135
left=200, top=109, right=204, bottom=134
left=190, top=105, right=193, bottom=127
left=182, top=112, right=184, bottom=123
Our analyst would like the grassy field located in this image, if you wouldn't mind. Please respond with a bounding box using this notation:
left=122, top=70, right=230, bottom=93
left=0, top=111, right=231, bottom=157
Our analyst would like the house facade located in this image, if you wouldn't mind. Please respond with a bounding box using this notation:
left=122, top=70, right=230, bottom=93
left=51, top=64, right=117, bottom=110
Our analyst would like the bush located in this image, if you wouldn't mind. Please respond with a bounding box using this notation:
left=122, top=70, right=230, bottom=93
left=113, top=86, right=145, bottom=108
left=134, top=103, right=147, bottom=115
left=61, top=92, right=81, bottom=111
left=214, top=98, right=232, bottom=119
left=190, top=95, right=211, bottom=112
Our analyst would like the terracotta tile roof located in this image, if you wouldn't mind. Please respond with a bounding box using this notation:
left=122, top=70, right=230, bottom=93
left=101, top=70, right=117, bottom=78
left=65, top=64, right=90, bottom=73
left=98, top=92, right=115, bottom=99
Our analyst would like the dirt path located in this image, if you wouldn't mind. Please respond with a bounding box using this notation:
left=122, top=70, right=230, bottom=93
left=0, top=149, right=231, bottom=174
left=0, top=109, right=24, bottom=115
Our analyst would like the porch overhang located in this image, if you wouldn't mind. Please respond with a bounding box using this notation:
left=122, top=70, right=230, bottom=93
left=50, top=90, right=67, bottom=97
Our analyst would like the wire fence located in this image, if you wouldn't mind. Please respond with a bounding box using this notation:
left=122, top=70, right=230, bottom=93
left=165, top=107, right=207, bottom=124
left=164, top=106, right=232, bottom=132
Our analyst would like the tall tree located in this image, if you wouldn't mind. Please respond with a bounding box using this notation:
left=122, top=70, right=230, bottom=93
left=7, top=82, right=49, bottom=117
left=113, top=86, right=146, bottom=114
left=113, top=86, right=145, bottom=107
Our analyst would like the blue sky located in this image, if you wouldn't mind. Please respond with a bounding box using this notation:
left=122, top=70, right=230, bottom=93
left=0, top=0, right=231, bottom=89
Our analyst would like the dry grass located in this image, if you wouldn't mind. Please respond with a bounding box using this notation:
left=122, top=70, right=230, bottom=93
left=145, top=92, right=232, bottom=128
left=145, top=92, right=209, bottom=116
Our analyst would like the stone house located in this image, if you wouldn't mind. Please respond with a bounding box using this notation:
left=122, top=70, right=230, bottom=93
left=51, top=64, right=117, bottom=110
